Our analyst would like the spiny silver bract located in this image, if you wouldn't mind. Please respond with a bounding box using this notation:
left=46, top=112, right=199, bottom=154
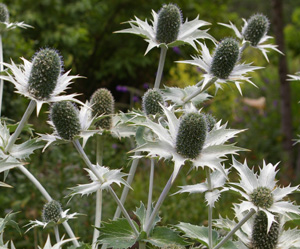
left=176, top=112, right=207, bottom=159
left=0, top=3, right=9, bottom=23
left=28, top=48, right=62, bottom=100
left=50, top=101, right=81, bottom=140
left=251, top=211, right=279, bottom=249
left=156, top=3, right=182, bottom=44
left=250, top=186, right=274, bottom=209
left=243, top=14, right=269, bottom=46
left=210, top=37, right=239, bottom=79
left=90, top=88, right=115, bottom=130
left=142, top=89, right=164, bottom=116
left=42, top=200, right=62, bottom=223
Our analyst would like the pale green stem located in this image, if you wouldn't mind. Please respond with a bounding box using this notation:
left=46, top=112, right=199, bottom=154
left=195, top=79, right=204, bottom=87
left=213, top=208, right=256, bottom=249
left=144, top=167, right=182, bottom=235
left=54, top=225, right=60, bottom=243
left=183, top=77, right=217, bottom=104
left=5, top=100, right=36, bottom=153
left=18, top=165, right=80, bottom=247
left=0, top=34, right=3, bottom=117
left=206, top=168, right=213, bottom=249
left=153, top=46, right=167, bottom=89
left=239, top=41, right=250, bottom=54
left=92, top=135, right=104, bottom=249
left=113, top=152, right=140, bottom=220
left=72, top=139, right=139, bottom=236
left=139, top=242, right=146, bottom=249
left=145, top=159, right=155, bottom=229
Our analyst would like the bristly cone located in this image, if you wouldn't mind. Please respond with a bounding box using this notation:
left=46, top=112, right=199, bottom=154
left=28, top=48, right=62, bottom=100
left=90, top=88, right=115, bottom=130
left=142, top=89, right=164, bottom=116
left=42, top=200, right=62, bottom=223
left=176, top=112, right=207, bottom=159
left=251, top=211, right=279, bottom=249
left=156, top=3, right=182, bottom=44
left=210, top=37, right=239, bottom=79
left=0, top=3, right=9, bottom=23
left=243, top=14, right=269, bottom=46
left=50, top=101, right=81, bottom=140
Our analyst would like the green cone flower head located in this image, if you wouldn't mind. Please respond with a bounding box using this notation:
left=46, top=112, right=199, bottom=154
left=176, top=112, right=207, bottom=159
left=243, top=14, right=269, bottom=47
left=250, top=186, right=274, bottom=209
left=210, top=37, right=239, bottom=79
left=90, top=88, right=114, bottom=130
left=156, top=3, right=182, bottom=44
left=50, top=101, right=81, bottom=140
left=251, top=211, right=280, bottom=249
left=204, top=113, right=216, bottom=132
left=42, top=200, right=62, bottom=223
left=0, top=4, right=9, bottom=23
left=28, top=48, right=62, bottom=100
left=142, top=89, right=164, bottom=116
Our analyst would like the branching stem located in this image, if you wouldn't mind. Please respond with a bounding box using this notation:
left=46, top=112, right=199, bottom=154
left=154, top=46, right=167, bottom=89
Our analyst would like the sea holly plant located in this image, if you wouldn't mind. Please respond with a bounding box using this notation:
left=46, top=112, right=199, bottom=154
left=1, top=3, right=299, bottom=249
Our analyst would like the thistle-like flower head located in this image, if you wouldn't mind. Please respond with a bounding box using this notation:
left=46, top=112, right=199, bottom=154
left=90, top=88, right=115, bottom=130
left=219, top=14, right=282, bottom=62
left=230, top=158, right=300, bottom=232
left=0, top=4, right=9, bottom=23
left=39, top=101, right=100, bottom=150
left=116, top=4, right=215, bottom=54
left=42, top=200, right=62, bottom=223
left=142, top=89, right=164, bottom=116
left=0, top=49, right=83, bottom=115
left=178, top=42, right=262, bottom=94
left=132, top=104, right=244, bottom=181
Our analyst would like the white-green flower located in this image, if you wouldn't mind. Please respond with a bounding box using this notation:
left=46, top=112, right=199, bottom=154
left=215, top=204, right=300, bottom=249
left=38, top=235, right=77, bottom=249
left=174, top=168, right=229, bottom=207
left=178, top=42, right=262, bottom=94
left=230, top=158, right=300, bottom=232
left=116, top=5, right=215, bottom=54
left=132, top=104, right=244, bottom=181
left=25, top=208, right=79, bottom=233
left=39, top=101, right=99, bottom=150
left=0, top=53, right=83, bottom=116
left=68, top=164, right=129, bottom=197
left=219, top=16, right=282, bottom=62
left=0, top=3, right=32, bottom=33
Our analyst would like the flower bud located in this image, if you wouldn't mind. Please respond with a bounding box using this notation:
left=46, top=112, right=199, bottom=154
left=50, top=101, right=81, bottom=140
left=42, top=200, right=62, bottom=223
left=0, top=4, right=9, bottom=23
left=204, top=113, right=216, bottom=132
left=28, top=48, right=62, bottom=100
left=250, top=186, right=274, bottom=209
left=243, top=14, right=269, bottom=46
left=90, top=88, right=115, bottom=130
left=142, top=89, right=164, bottom=116
left=176, top=112, right=207, bottom=159
left=210, top=38, right=239, bottom=79
left=251, top=211, right=279, bottom=249
left=156, top=3, right=182, bottom=44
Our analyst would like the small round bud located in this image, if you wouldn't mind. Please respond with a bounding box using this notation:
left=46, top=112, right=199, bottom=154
left=0, top=4, right=9, bottom=23
left=243, top=14, right=269, bottom=46
left=50, top=101, right=81, bottom=140
left=156, top=3, right=182, bottom=44
left=250, top=186, right=274, bottom=209
left=210, top=38, right=239, bottom=79
left=251, top=211, right=279, bottom=249
left=90, top=88, right=115, bottom=130
left=142, top=89, right=164, bottom=116
left=204, top=113, right=216, bottom=132
left=176, top=112, right=207, bottom=159
left=28, top=48, right=62, bottom=100
left=42, top=200, right=62, bottom=223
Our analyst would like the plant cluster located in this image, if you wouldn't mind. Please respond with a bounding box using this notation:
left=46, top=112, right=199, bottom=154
left=1, top=2, right=300, bottom=249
